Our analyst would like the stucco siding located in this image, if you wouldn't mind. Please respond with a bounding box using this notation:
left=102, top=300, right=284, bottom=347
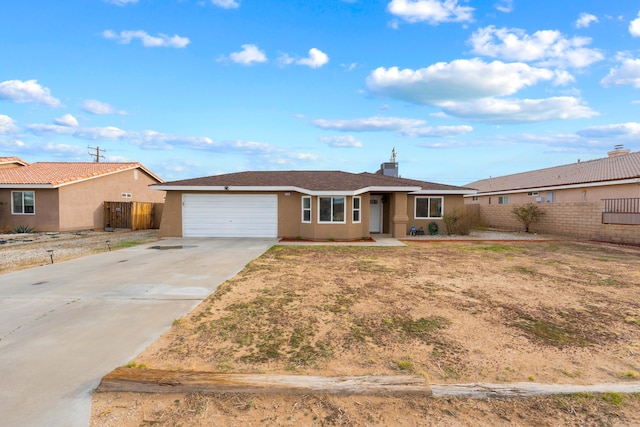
left=0, top=168, right=165, bottom=232
left=57, top=168, right=165, bottom=231
left=0, top=188, right=59, bottom=232
left=406, top=194, right=466, bottom=235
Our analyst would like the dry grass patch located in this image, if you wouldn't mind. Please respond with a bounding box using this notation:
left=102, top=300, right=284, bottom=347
left=94, top=240, right=640, bottom=426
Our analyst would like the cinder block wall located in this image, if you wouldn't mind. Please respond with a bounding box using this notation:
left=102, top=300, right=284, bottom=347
left=473, top=202, right=640, bottom=245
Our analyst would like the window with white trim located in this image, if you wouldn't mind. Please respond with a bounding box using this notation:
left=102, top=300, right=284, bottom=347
left=352, top=196, right=361, bottom=223
left=319, top=197, right=345, bottom=223
left=414, top=196, right=443, bottom=219
left=12, top=191, right=35, bottom=215
left=498, top=196, right=509, bottom=204
left=546, top=192, right=554, bottom=203
left=302, top=196, right=311, bottom=223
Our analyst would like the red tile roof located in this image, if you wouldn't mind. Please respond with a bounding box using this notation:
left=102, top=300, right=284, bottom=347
left=467, top=151, right=640, bottom=193
left=0, top=157, right=30, bottom=167
left=0, top=162, right=163, bottom=187
left=157, top=170, right=474, bottom=193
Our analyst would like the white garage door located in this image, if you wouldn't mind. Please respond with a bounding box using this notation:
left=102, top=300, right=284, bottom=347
left=182, top=194, right=278, bottom=237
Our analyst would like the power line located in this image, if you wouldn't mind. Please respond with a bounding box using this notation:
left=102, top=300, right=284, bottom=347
left=87, top=145, right=106, bottom=162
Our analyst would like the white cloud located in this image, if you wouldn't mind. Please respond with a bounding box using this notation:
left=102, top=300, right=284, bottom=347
left=0, top=115, right=19, bottom=133
left=0, top=139, right=25, bottom=150
left=131, top=130, right=214, bottom=150
left=82, top=99, right=127, bottom=115
left=469, top=26, right=603, bottom=68
left=401, top=125, right=473, bottom=137
left=54, top=114, right=79, bottom=127
left=28, top=123, right=127, bottom=139
left=290, top=153, right=321, bottom=161
left=104, top=0, right=139, bottom=5
left=0, top=79, right=61, bottom=107
left=319, top=135, right=363, bottom=147
left=26, top=121, right=218, bottom=151
left=212, top=0, right=239, bottom=9
left=366, top=59, right=557, bottom=105
left=577, top=122, right=640, bottom=139
left=387, top=0, right=473, bottom=24
left=441, top=97, right=597, bottom=123
left=343, top=62, right=357, bottom=71
left=576, top=13, right=598, bottom=28
left=277, top=52, right=295, bottom=66
left=601, top=58, right=640, bottom=88
left=630, top=12, right=640, bottom=37
left=227, top=44, right=267, bottom=65
left=103, top=30, right=190, bottom=48
left=296, top=48, right=329, bottom=68
left=495, top=0, right=513, bottom=13
left=312, top=116, right=426, bottom=131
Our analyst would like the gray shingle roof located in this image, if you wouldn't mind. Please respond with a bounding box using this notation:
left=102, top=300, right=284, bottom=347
left=158, top=170, right=474, bottom=193
left=466, top=151, right=640, bottom=193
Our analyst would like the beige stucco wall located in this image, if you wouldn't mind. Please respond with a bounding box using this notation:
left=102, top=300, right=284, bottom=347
left=405, top=194, right=466, bottom=235
left=0, top=168, right=165, bottom=232
left=158, top=191, right=183, bottom=237
left=466, top=182, right=640, bottom=206
left=158, top=190, right=469, bottom=239
left=158, top=191, right=372, bottom=240
left=57, top=168, right=165, bottom=231
left=0, top=188, right=60, bottom=232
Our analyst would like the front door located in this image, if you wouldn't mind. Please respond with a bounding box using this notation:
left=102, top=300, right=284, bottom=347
left=370, top=195, right=383, bottom=233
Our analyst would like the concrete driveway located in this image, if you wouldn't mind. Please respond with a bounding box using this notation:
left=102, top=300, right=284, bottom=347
left=0, top=238, right=276, bottom=427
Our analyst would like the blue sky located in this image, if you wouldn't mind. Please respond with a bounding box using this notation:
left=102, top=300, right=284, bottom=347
left=2, top=0, right=640, bottom=185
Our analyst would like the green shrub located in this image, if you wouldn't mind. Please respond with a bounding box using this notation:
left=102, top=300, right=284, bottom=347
left=512, top=204, right=544, bottom=233
left=13, top=225, right=35, bottom=234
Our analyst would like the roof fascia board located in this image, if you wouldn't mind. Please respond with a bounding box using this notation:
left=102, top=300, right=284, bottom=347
left=153, top=185, right=423, bottom=195
left=465, top=178, right=640, bottom=197
left=0, top=184, right=54, bottom=189
left=410, top=189, right=477, bottom=195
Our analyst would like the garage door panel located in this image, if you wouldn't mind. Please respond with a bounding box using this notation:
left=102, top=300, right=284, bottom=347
left=183, top=194, right=278, bottom=237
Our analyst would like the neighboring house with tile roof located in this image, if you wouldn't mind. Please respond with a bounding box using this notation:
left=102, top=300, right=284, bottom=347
left=153, top=164, right=476, bottom=239
left=0, top=158, right=165, bottom=232
left=464, top=148, right=640, bottom=244
left=0, top=157, right=30, bottom=169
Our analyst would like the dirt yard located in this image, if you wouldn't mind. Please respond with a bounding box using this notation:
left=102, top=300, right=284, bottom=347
left=89, top=238, right=640, bottom=426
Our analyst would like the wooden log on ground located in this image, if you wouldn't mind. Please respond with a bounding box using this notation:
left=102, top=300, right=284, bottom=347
left=96, top=367, right=431, bottom=396
left=430, top=382, right=640, bottom=398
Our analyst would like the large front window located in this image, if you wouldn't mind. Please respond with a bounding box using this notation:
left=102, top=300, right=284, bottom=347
left=12, top=191, right=35, bottom=215
left=415, top=196, right=443, bottom=219
left=319, top=197, right=345, bottom=223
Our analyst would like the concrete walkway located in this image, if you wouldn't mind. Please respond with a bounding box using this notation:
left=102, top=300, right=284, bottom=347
left=277, top=235, right=406, bottom=246
left=0, top=238, right=275, bottom=427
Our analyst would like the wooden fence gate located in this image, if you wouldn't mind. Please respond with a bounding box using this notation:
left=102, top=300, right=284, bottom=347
left=104, top=201, right=156, bottom=231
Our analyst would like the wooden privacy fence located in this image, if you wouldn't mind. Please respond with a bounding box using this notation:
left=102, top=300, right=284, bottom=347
left=104, top=201, right=162, bottom=230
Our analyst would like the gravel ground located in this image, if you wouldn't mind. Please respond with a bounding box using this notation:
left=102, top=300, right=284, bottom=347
left=401, top=228, right=555, bottom=241
left=0, top=229, right=160, bottom=274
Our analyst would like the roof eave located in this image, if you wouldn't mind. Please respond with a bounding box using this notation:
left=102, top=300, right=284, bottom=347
left=0, top=184, right=55, bottom=189
left=466, top=177, right=640, bottom=197
left=411, top=189, right=478, bottom=195
left=153, top=184, right=424, bottom=196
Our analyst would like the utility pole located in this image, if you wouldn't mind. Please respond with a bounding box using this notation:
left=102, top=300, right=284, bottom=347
left=88, top=145, right=106, bottom=162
